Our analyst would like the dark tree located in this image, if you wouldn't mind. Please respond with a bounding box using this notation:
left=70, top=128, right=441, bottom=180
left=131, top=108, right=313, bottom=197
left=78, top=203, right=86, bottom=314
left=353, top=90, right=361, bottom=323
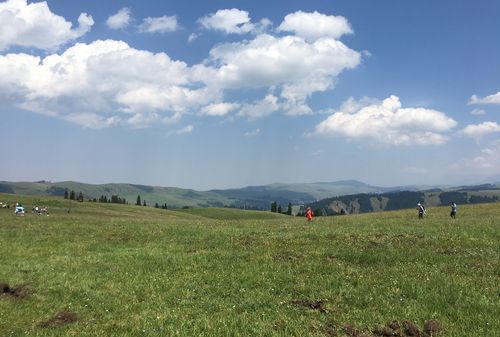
left=136, top=195, right=141, bottom=206
left=286, top=203, right=292, bottom=215
left=154, top=203, right=159, bottom=208
left=69, top=190, right=76, bottom=200
left=143, top=200, right=146, bottom=207
left=277, top=205, right=282, bottom=213
left=78, top=192, right=84, bottom=202
left=271, top=201, right=277, bottom=213
left=64, top=188, right=69, bottom=199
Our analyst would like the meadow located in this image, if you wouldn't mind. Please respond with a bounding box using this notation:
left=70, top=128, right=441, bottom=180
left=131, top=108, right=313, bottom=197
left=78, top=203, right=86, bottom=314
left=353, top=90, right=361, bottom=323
left=0, top=194, right=498, bottom=336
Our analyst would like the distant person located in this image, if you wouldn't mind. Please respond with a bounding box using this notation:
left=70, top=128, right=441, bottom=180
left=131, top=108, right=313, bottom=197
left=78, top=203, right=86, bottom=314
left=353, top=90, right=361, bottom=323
left=417, top=203, right=426, bottom=219
left=305, top=207, right=314, bottom=221
left=450, top=202, right=457, bottom=219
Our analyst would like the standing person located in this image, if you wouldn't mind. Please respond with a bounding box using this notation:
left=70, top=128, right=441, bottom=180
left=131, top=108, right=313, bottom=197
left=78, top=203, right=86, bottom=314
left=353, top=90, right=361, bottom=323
left=305, top=207, right=314, bottom=221
left=450, top=202, right=457, bottom=218
left=417, top=203, right=426, bottom=219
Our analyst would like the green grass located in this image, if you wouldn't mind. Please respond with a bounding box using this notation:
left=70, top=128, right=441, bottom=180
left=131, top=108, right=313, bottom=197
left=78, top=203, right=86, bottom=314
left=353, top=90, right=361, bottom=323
left=175, top=207, right=289, bottom=220
left=0, top=194, right=498, bottom=336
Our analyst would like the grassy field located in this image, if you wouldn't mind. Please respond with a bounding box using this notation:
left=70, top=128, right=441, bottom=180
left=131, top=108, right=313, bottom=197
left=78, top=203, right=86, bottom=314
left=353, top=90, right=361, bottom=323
left=0, top=194, right=498, bottom=336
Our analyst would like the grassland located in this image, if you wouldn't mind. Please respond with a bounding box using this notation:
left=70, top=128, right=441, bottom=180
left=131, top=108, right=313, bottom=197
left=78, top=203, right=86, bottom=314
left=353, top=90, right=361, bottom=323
left=0, top=194, right=498, bottom=336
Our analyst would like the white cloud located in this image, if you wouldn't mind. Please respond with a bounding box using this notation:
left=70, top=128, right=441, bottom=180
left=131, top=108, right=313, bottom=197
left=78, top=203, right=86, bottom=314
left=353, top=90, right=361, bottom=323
left=165, top=124, right=194, bottom=136
left=195, top=33, right=361, bottom=116
left=200, top=102, right=240, bottom=116
left=187, top=33, right=198, bottom=43
left=244, top=128, right=260, bottom=137
left=0, top=9, right=364, bottom=128
left=470, top=108, right=486, bottom=116
left=176, top=124, right=194, bottom=134
left=460, top=121, right=500, bottom=141
left=453, top=141, right=500, bottom=172
left=469, top=92, right=500, bottom=105
left=138, top=15, right=178, bottom=33
left=278, top=11, right=353, bottom=41
left=315, top=95, right=457, bottom=145
left=106, top=8, right=131, bottom=30
left=0, top=39, right=218, bottom=128
left=199, top=8, right=270, bottom=35
left=237, top=94, right=280, bottom=120
left=0, top=0, right=93, bottom=51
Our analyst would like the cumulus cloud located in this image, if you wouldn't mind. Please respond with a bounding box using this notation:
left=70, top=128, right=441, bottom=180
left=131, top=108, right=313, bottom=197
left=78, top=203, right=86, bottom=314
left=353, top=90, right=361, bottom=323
left=0, top=8, right=364, bottom=128
left=237, top=95, right=280, bottom=120
left=200, top=102, right=240, bottom=116
left=138, top=15, right=178, bottom=33
left=315, top=95, right=457, bottom=145
left=106, top=7, right=131, bottom=30
left=470, top=108, right=486, bottom=116
left=194, top=33, right=361, bottom=116
left=0, top=39, right=219, bottom=128
left=278, top=11, right=353, bottom=41
left=469, top=91, right=500, bottom=105
left=453, top=141, right=500, bottom=172
left=199, top=8, right=270, bottom=34
left=460, top=121, right=500, bottom=141
left=0, top=0, right=93, bottom=51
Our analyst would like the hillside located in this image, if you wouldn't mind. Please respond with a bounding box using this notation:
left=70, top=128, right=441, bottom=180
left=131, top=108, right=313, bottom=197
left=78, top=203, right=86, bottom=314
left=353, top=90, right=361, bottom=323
left=308, top=185, right=500, bottom=215
left=0, top=179, right=401, bottom=209
left=1, top=180, right=498, bottom=213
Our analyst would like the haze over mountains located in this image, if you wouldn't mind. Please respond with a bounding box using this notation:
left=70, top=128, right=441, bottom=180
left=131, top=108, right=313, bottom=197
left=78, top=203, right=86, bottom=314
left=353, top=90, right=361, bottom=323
left=1, top=179, right=499, bottom=212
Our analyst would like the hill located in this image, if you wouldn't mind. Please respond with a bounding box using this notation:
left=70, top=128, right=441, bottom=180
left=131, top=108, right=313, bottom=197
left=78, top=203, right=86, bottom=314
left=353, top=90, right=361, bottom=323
left=1, top=180, right=498, bottom=213
left=0, top=179, right=428, bottom=210
left=308, top=185, right=500, bottom=215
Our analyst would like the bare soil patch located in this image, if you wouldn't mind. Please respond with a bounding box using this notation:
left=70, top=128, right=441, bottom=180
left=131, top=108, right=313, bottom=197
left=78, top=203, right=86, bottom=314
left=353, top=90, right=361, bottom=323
left=328, top=320, right=442, bottom=337
left=0, top=283, right=29, bottom=299
left=38, top=310, right=78, bottom=328
left=290, top=299, right=329, bottom=313
left=423, top=320, right=442, bottom=336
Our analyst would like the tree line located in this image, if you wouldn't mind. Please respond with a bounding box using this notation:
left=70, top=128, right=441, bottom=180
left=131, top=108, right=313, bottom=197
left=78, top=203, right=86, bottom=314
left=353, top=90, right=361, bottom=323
left=270, top=201, right=293, bottom=215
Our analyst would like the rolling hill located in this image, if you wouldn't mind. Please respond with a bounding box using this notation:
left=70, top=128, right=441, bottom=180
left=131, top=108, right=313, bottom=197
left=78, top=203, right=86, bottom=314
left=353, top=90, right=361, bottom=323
left=0, top=180, right=498, bottom=212
left=0, top=179, right=396, bottom=209
left=307, top=185, right=500, bottom=215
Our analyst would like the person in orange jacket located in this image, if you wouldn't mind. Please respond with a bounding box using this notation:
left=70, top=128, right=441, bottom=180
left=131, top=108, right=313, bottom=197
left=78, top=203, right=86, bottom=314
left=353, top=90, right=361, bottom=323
left=305, top=207, right=314, bottom=221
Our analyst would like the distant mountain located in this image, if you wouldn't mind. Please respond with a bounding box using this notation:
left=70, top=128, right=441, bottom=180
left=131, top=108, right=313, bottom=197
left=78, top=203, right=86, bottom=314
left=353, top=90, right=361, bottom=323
left=0, top=179, right=400, bottom=209
left=480, top=175, right=500, bottom=186
left=1, top=179, right=494, bottom=212
left=307, top=186, right=500, bottom=215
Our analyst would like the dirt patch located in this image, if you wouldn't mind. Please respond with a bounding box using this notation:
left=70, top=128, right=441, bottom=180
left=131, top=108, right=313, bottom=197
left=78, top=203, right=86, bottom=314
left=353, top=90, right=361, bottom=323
left=327, top=255, right=338, bottom=262
left=290, top=299, right=329, bottom=313
left=423, top=320, right=442, bottom=336
left=38, top=310, right=78, bottom=328
left=373, top=325, right=397, bottom=336
left=341, top=320, right=442, bottom=337
left=403, top=320, right=422, bottom=336
left=0, top=283, right=29, bottom=299
left=343, top=324, right=360, bottom=336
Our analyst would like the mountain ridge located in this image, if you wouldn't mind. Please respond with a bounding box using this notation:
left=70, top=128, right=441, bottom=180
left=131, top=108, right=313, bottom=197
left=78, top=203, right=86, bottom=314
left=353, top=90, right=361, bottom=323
left=1, top=180, right=498, bottom=211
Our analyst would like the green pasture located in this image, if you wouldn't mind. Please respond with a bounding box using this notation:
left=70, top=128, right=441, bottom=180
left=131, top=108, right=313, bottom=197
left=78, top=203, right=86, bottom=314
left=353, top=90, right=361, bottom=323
left=0, top=194, right=498, bottom=336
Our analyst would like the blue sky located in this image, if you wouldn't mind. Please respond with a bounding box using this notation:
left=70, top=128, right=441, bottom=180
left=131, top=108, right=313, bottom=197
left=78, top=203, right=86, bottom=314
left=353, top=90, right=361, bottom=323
left=0, top=0, right=499, bottom=190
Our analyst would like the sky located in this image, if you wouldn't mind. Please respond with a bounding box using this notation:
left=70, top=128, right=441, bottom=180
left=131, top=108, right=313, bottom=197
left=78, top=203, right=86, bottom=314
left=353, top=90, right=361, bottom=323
left=0, top=0, right=499, bottom=190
